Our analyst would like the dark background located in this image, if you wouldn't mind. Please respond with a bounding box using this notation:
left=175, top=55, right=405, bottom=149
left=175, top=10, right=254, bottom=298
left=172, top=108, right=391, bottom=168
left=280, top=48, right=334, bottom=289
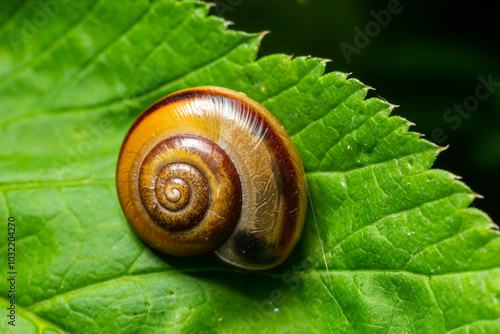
left=209, top=0, right=500, bottom=224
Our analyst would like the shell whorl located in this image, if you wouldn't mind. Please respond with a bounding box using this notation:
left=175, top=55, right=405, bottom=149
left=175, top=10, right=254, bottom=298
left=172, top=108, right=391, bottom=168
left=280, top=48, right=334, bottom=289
left=117, top=86, right=307, bottom=270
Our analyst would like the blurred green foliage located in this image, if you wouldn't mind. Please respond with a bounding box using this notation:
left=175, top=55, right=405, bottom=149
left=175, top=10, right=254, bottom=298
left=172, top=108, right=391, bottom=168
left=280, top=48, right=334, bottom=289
left=211, top=0, right=500, bottom=223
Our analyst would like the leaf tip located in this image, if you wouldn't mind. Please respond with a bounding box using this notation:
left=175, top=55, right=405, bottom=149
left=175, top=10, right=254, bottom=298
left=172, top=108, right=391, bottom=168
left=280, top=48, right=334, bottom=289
left=259, top=30, right=271, bottom=38
left=473, top=192, right=484, bottom=199
left=438, top=145, right=449, bottom=153
left=388, top=102, right=400, bottom=110
left=205, top=1, right=216, bottom=8
left=376, top=95, right=399, bottom=110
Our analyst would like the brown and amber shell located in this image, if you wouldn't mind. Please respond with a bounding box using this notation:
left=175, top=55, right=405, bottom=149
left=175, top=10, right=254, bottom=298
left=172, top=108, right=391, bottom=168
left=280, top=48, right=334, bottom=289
left=116, top=86, right=307, bottom=270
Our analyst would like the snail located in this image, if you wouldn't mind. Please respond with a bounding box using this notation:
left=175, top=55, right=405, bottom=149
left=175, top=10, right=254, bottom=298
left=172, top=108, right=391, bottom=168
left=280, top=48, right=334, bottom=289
left=116, top=86, right=307, bottom=270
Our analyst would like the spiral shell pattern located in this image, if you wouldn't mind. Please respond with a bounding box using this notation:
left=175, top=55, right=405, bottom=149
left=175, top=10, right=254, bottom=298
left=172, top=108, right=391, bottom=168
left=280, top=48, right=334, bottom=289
left=117, top=86, right=307, bottom=270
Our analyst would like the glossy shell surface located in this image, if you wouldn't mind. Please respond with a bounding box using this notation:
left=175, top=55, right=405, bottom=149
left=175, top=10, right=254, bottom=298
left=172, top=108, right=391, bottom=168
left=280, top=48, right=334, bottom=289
left=117, top=86, right=307, bottom=270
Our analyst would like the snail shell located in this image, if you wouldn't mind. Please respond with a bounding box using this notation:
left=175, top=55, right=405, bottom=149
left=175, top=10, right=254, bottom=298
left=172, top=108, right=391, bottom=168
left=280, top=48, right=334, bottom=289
left=117, top=86, right=307, bottom=270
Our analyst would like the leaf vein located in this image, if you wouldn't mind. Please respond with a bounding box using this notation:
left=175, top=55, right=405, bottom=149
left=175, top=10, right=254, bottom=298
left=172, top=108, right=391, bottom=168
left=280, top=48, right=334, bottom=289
left=329, top=192, right=467, bottom=255
left=0, top=0, right=103, bottom=87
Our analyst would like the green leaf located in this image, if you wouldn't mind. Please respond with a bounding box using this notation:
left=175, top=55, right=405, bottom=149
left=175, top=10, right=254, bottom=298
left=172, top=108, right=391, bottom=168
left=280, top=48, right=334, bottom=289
left=1, top=0, right=499, bottom=333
